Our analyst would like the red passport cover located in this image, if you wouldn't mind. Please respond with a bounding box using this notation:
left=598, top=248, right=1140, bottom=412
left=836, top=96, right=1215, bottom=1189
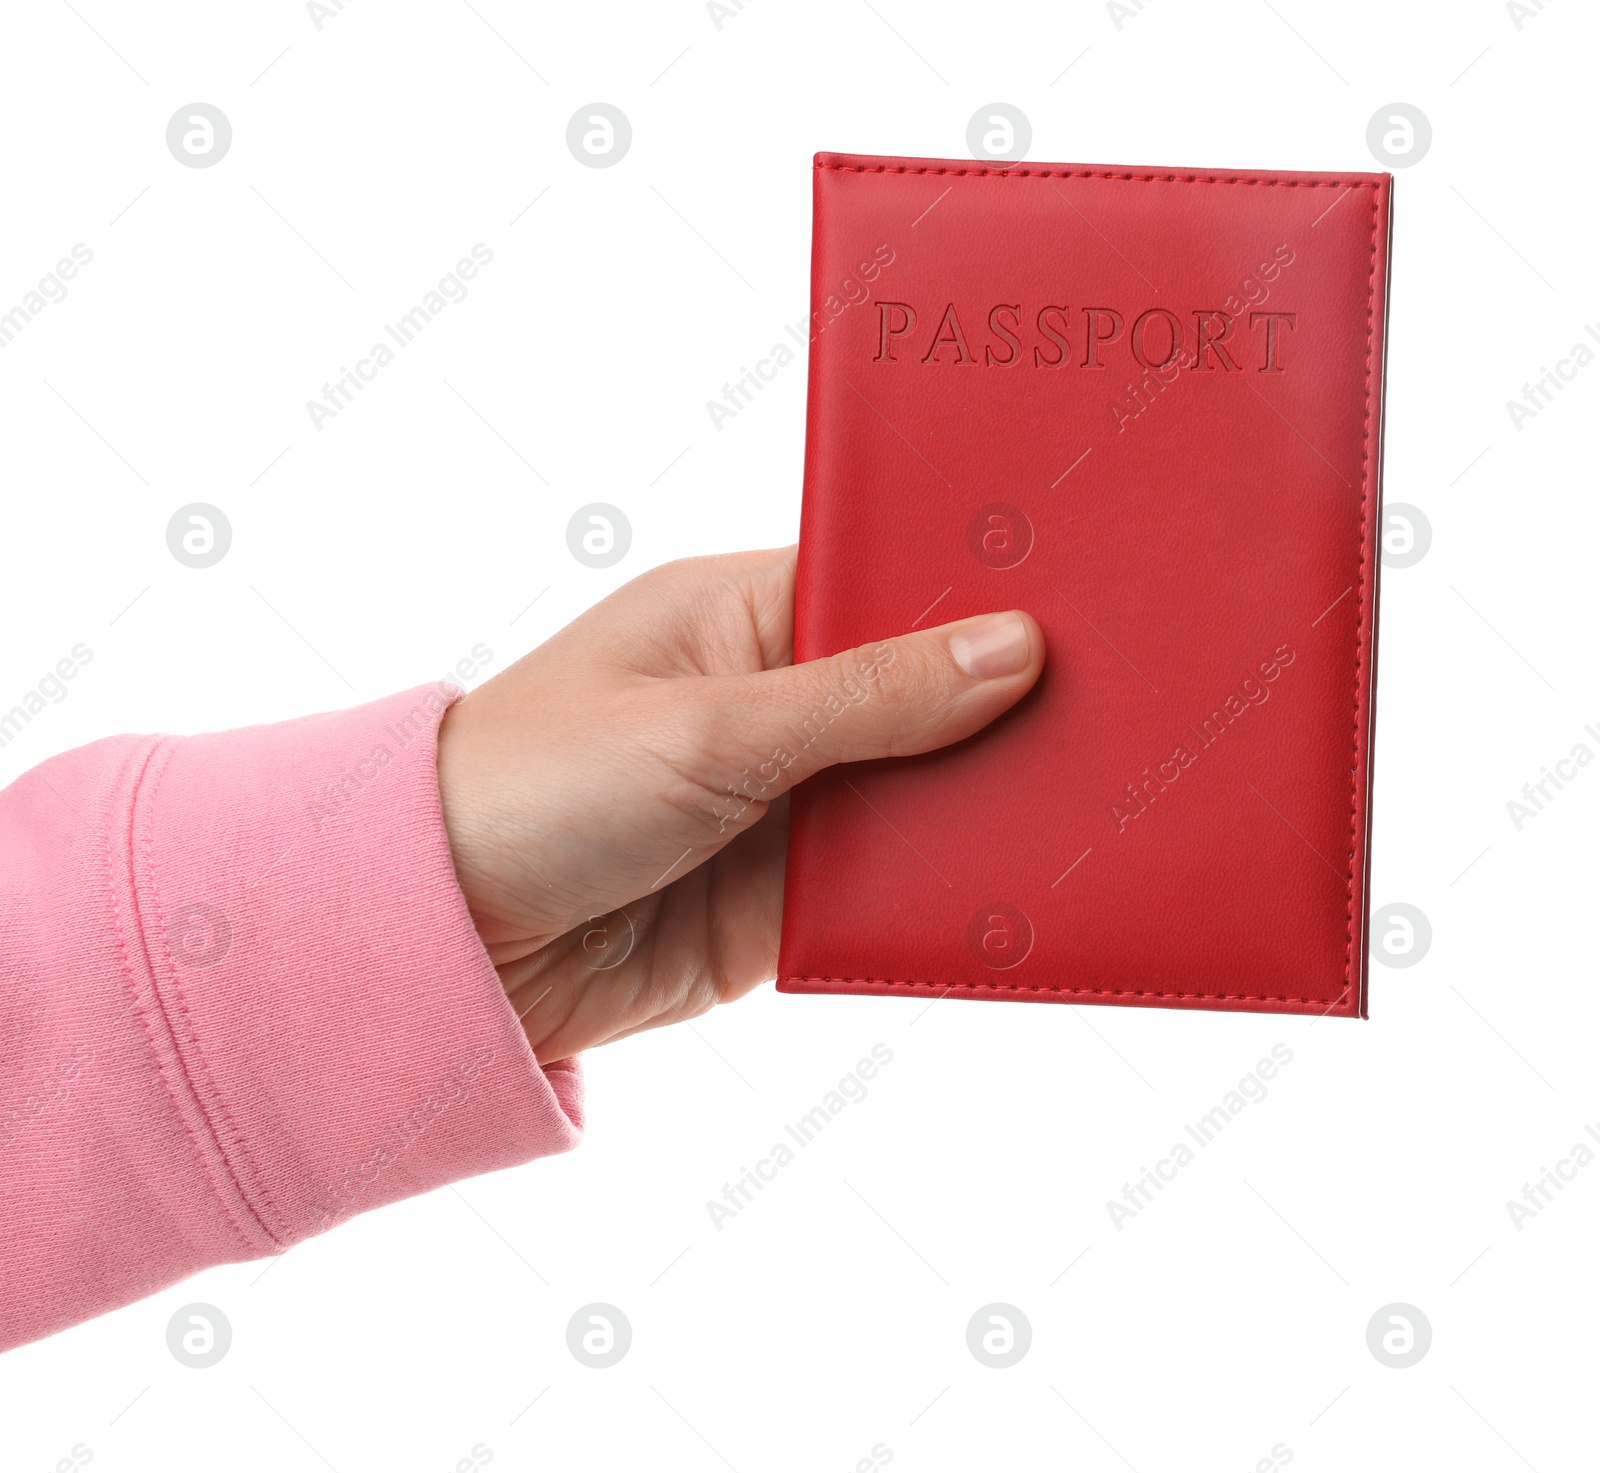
left=777, top=152, right=1392, bottom=1018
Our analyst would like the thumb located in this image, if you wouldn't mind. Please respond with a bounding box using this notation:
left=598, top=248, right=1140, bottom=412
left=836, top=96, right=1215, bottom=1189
left=710, top=609, right=1046, bottom=796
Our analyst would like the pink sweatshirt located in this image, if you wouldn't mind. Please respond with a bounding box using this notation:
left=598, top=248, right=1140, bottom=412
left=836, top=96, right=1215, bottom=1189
left=0, top=684, right=582, bottom=1353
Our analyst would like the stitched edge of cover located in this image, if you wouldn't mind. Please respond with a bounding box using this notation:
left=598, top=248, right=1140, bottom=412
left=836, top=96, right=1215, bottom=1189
left=1344, top=184, right=1380, bottom=1008
left=817, top=161, right=1380, bottom=189
left=779, top=976, right=1357, bottom=1008
left=803, top=162, right=1382, bottom=1007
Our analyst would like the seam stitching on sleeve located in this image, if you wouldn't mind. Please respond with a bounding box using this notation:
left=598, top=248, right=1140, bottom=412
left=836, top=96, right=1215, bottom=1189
left=102, top=738, right=267, bottom=1255
left=137, top=742, right=288, bottom=1247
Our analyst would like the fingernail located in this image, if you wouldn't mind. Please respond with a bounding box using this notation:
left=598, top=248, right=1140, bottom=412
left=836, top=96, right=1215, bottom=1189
left=950, top=612, right=1030, bottom=679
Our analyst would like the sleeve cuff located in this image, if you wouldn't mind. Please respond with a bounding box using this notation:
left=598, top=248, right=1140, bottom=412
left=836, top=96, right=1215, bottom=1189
left=118, top=680, right=582, bottom=1255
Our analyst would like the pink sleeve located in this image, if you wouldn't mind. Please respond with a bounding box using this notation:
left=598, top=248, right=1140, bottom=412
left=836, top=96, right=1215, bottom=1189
left=0, top=683, right=581, bottom=1353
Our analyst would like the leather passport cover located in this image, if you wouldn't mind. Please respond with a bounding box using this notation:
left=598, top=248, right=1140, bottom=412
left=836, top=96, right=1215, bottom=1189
left=777, top=152, right=1391, bottom=1018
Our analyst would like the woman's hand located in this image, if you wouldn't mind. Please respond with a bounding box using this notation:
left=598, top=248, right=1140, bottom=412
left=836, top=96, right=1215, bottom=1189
left=436, top=546, right=1044, bottom=1062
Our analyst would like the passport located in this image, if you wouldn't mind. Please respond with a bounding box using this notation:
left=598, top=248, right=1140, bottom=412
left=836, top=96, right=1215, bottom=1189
left=777, top=151, right=1393, bottom=1018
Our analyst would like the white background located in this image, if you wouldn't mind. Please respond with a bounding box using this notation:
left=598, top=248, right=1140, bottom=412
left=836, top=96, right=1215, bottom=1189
left=2, top=1, right=1597, bottom=1469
